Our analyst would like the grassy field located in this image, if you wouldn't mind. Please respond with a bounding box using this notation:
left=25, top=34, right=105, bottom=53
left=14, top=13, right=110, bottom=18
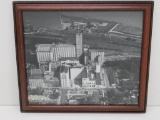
left=25, top=30, right=141, bottom=52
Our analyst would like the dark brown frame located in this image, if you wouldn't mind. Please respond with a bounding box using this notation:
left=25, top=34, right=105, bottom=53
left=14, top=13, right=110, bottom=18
left=13, top=1, right=154, bottom=113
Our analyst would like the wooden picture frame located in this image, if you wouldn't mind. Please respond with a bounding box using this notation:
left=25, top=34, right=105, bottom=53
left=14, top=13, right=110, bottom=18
left=13, top=1, right=153, bottom=112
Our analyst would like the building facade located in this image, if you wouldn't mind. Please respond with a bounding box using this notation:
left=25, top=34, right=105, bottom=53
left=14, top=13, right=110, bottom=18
left=76, top=33, right=83, bottom=57
left=82, top=78, right=96, bottom=88
left=59, top=65, right=70, bottom=88
left=90, top=49, right=104, bottom=62
left=36, top=44, right=76, bottom=64
left=28, top=95, right=53, bottom=103
left=30, top=69, right=43, bottom=78
left=51, top=44, right=76, bottom=61
left=60, top=57, right=79, bottom=65
left=28, top=78, right=44, bottom=89
left=36, top=44, right=52, bottom=63
left=30, top=69, right=43, bottom=75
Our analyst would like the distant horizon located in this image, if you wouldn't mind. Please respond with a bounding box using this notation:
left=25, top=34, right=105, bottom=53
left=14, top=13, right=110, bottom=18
left=23, top=11, right=143, bottom=29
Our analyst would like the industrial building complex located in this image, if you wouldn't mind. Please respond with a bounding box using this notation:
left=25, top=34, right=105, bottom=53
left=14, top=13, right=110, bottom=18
left=35, top=32, right=106, bottom=89
left=27, top=32, right=113, bottom=105
left=26, top=14, right=140, bottom=105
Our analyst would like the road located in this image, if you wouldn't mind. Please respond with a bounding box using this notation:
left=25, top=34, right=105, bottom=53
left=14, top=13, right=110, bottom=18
left=103, top=68, right=111, bottom=88
left=60, top=89, right=67, bottom=104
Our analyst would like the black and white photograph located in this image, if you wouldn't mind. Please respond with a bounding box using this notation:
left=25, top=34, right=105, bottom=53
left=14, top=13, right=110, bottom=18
left=23, top=11, right=143, bottom=105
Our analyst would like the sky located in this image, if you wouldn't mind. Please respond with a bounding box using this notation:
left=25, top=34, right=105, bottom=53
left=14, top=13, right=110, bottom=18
left=23, top=11, right=143, bottom=29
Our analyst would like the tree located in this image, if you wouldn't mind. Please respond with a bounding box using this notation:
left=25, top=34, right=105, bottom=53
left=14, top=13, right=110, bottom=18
left=78, top=98, right=86, bottom=104
left=107, top=89, right=116, bottom=97
left=123, top=90, right=130, bottom=97
left=106, top=89, right=124, bottom=104
left=49, top=91, right=59, bottom=99
left=28, top=87, right=44, bottom=95
left=86, top=22, right=93, bottom=29
left=114, top=92, right=124, bottom=104
left=70, top=22, right=74, bottom=28
left=100, top=96, right=108, bottom=103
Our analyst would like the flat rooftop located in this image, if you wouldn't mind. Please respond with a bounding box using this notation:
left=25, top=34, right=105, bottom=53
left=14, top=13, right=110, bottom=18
left=36, top=44, right=52, bottom=52
left=60, top=57, right=78, bottom=61
left=36, top=43, right=75, bottom=52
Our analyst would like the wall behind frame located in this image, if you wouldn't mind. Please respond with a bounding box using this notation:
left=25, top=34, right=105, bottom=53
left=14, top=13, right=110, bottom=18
left=0, top=0, right=158, bottom=106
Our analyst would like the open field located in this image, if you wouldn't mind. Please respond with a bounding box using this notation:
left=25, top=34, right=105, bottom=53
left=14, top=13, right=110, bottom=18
left=24, top=30, right=141, bottom=66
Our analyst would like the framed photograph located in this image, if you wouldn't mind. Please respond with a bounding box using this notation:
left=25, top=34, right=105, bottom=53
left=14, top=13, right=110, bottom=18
left=13, top=1, right=153, bottom=112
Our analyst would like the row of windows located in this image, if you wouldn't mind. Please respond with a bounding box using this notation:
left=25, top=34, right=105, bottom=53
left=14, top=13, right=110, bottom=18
left=83, top=85, right=95, bottom=87
left=83, top=82, right=95, bottom=85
